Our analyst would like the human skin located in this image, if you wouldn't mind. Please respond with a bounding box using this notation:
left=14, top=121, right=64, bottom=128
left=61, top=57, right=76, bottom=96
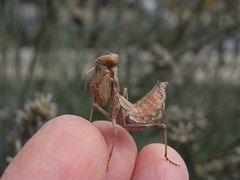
left=1, top=115, right=189, bottom=180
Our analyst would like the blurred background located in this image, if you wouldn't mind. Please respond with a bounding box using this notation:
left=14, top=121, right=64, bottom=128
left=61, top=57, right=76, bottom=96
left=0, top=0, right=240, bottom=179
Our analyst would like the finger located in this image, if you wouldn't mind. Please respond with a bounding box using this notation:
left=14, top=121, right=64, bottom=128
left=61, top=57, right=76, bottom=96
left=2, top=115, right=108, bottom=180
left=93, top=121, right=137, bottom=180
left=132, top=143, right=189, bottom=180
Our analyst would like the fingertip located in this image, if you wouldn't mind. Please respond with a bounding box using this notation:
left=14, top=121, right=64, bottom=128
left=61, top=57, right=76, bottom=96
left=93, top=121, right=137, bottom=180
left=2, top=115, right=108, bottom=180
left=132, top=143, right=189, bottom=180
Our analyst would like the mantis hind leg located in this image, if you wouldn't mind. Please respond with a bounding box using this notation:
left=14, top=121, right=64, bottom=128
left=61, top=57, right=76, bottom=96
left=122, top=122, right=180, bottom=167
left=160, top=123, right=180, bottom=167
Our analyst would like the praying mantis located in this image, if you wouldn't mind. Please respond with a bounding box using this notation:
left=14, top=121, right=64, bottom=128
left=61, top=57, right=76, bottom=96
left=84, top=52, right=180, bottom=168
left=84, top=53, right=120, bottom=120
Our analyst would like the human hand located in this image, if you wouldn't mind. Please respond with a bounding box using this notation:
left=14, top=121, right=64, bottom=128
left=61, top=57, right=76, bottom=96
left=2, top=115, right=189, bottom=180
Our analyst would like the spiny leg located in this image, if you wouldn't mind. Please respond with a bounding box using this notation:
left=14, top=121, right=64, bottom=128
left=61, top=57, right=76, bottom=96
left=122, top=122, right=180, bottom=167
left=92, top=103, right=110, bottom=119
left=158, top=123, right=180, bottom=167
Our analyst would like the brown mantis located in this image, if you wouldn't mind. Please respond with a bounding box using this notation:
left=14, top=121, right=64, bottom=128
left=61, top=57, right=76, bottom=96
left=84, top=53, right=180, bottom=168
left=84, top=53, right=120, bottom=120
